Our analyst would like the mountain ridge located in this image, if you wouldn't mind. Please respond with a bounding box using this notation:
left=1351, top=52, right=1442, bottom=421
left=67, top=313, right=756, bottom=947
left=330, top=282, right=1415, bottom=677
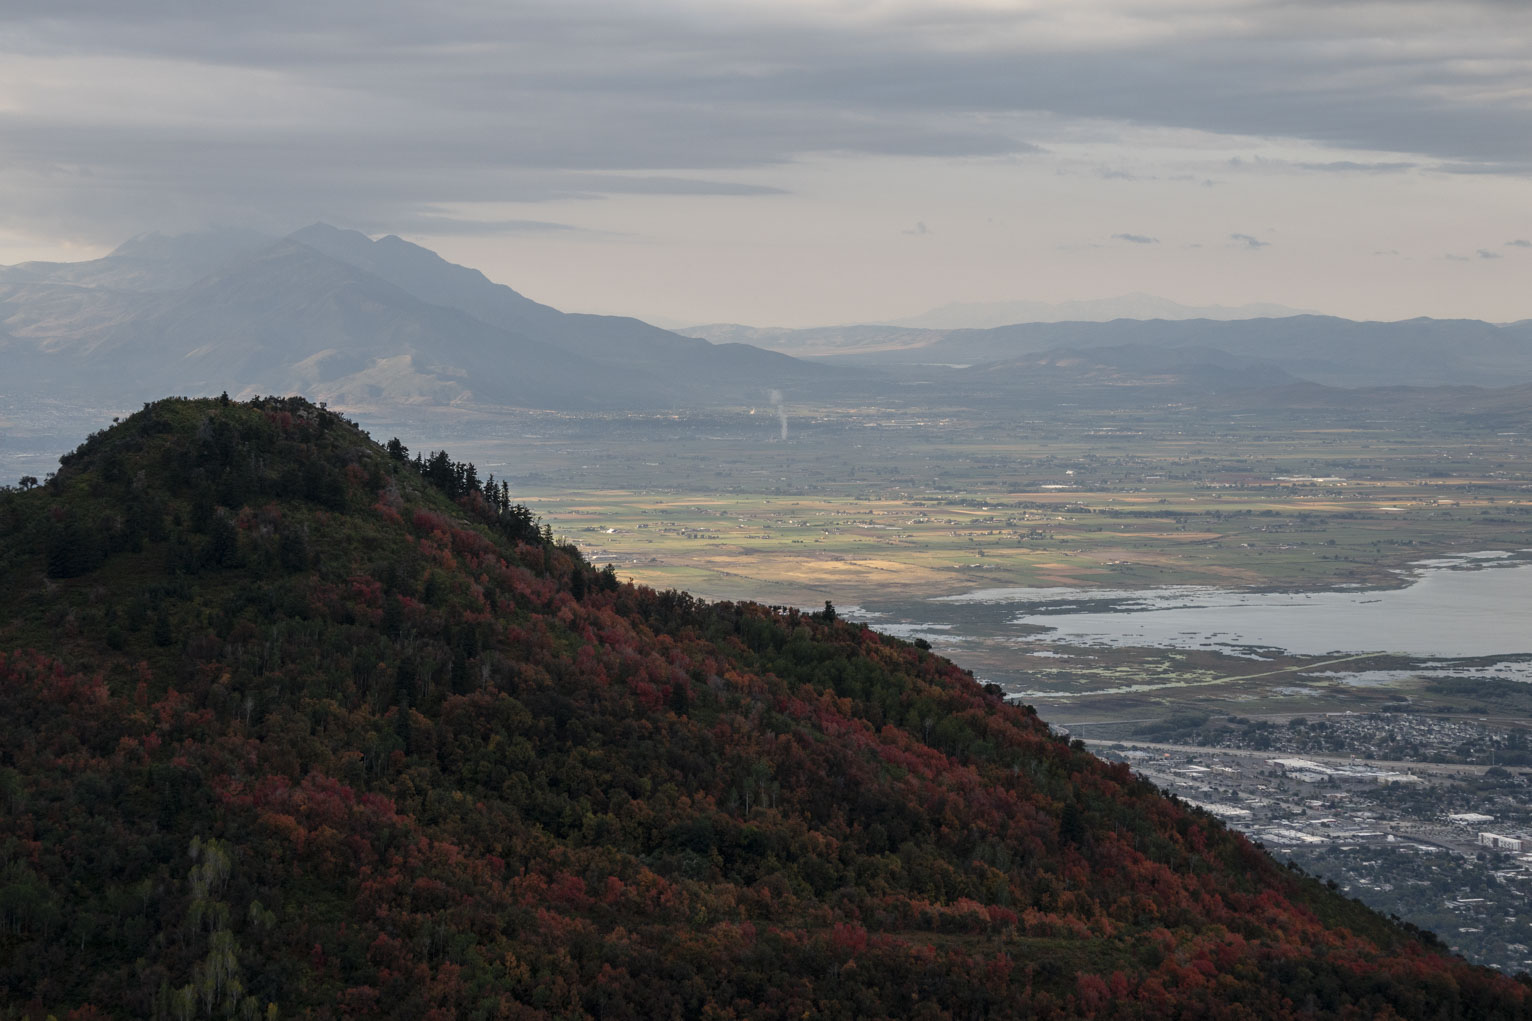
left=0, top=228, right=274, bottom=294
left=688, top=314, right=1532, bottom=388
left=0, top=396, right=1526, bottom=1018
left=0, top=226, right=830, bottom=412
left=7, top=228, right=1532, bottom=414
left=886, top=293, right=1315, bottom=330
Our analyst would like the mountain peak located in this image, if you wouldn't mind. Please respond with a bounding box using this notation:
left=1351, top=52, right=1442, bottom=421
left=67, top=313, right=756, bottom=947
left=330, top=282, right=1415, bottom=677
left=0, top=226, right=274, bottom=293
left=287, top=220, right=379, bottom=251
left=109, top=225, right=273, bottom=262
left=287, top=221, right=545, bottom=310
left=2, top=225, right=822, bottom=411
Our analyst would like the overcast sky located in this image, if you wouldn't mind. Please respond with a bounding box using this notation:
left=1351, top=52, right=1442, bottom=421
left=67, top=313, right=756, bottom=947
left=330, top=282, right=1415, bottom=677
left=3, top=0, right=1530, bottom=326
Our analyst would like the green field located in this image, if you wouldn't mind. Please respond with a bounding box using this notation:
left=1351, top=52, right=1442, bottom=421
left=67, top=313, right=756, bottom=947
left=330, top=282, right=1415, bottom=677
left=417, top=404, right=1532, bottom=606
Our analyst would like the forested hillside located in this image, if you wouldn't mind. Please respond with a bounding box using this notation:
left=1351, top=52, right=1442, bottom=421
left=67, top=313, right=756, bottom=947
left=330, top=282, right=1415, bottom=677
left=1, top=397, right=1527, bottom=1019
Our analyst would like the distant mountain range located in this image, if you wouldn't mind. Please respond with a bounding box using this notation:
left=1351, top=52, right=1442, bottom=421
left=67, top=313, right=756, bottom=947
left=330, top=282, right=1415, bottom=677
left=959, top=344, right=1303, bottom=391
left=0, top=226, right=821, bottom=410
left=5, top=227, right=1532, bottom=420
left=886, top=293, right=1314, bottom=329
left=684, top=316, right=1532, bottom=389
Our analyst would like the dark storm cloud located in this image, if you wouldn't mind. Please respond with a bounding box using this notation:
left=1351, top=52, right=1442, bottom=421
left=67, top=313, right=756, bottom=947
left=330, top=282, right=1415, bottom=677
left=3, top=0, right=1530, bottom=240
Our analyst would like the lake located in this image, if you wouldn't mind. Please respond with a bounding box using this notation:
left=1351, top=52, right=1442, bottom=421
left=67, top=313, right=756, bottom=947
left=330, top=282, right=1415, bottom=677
left=853, top=550, right=1532, bottom=688
left=944, top=551, right=1532, bottom=659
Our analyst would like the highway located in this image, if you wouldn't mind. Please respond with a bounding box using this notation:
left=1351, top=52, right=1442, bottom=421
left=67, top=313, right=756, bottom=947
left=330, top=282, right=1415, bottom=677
left=1081, top=738, right=1508, bottom=777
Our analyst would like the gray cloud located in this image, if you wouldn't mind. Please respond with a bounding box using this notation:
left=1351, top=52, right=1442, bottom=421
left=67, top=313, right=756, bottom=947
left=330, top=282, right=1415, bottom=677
left=2, top=1, right=1531, bottom=241
left=1294, top=161, right=1417, bottom=173
left=578, top=177, right=787, bottom=197
left=390, top=217, right=596, bottom=237
left=1509, top=239, right=1532, bottom=247
left=903, top=221, right=932, bottom=236
left=1230, top=233, right=1270, bottom=249
left=1112, top=233, right=1159, bottom=244
left=1431, top=161, right=1532, bottom=176
left=1477, top=249, right=1503, bottom=259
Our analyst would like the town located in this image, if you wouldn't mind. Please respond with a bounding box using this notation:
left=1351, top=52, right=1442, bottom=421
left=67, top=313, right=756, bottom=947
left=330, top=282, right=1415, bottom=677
left=1088, top=712, right=1532, bottom=973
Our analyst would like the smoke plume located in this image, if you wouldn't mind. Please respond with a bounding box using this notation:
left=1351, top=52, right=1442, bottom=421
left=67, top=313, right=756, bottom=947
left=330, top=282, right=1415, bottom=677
left=768, top=389, right=787, bottom=441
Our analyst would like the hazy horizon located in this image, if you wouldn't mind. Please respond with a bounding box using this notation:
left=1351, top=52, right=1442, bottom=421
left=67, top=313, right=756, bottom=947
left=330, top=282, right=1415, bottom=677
left=17, top=223, right=1532, bottom=334
left=2, top=225, right=1328, bottom=330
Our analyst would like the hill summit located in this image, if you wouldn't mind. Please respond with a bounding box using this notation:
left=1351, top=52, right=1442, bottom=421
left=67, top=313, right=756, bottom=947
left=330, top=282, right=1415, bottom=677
left=1, top=397, right=1527, bottom=1019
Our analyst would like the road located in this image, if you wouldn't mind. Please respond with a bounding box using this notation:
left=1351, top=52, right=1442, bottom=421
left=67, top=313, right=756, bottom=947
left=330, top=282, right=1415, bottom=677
left=1057, top=709, right=1532, bottom=730
left=1082, top=739, right=1506, bottom=777
left=1011, top=652, right=1400, bottom=701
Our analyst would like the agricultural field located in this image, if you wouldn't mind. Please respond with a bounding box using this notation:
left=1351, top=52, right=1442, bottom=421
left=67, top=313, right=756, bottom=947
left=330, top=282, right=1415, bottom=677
left=400, top=399, right=1532, bottom=608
